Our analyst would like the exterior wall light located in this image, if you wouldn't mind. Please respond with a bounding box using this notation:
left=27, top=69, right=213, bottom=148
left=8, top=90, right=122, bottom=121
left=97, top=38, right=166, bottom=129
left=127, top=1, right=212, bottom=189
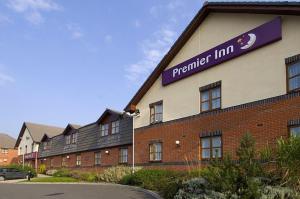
left=175, top=140, right=180, bottom=146
left=66, top=156, right=70, bottom=159
left=105, top=150, right=109, bottom=154
left=43, top=158, right=47, bottom=161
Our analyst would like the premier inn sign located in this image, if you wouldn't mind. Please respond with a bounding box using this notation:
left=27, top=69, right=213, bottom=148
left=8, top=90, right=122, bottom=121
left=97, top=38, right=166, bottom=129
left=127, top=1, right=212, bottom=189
left=162, top=17, right=282, bottom=86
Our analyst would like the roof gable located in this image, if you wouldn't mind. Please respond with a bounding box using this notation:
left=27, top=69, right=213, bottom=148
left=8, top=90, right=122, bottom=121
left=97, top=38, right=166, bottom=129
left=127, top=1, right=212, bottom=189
left=96, top=109, right=123, bottom=124
left=0, top=133, right=16, bottom=149
left=124, top=1, right=300, bottom=112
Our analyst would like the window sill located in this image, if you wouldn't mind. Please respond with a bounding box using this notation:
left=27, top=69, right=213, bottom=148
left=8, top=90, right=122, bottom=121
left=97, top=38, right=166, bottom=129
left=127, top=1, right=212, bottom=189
left=149, top=160, right=162, bottom=163
left=200, top=108, right=221, bottom=114
left=150, top=121, right=163, bottom=125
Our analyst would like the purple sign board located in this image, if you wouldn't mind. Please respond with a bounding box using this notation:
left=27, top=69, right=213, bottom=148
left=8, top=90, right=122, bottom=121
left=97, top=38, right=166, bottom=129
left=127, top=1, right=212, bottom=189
left=162, top=17, right=282, bottom=86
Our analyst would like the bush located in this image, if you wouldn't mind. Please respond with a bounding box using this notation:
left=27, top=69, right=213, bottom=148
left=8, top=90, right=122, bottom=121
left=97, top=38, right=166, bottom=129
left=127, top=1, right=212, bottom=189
left=53, top=169, right=71, bottom=177
left=46, top=169, right=57, bottom=176
left=276, top=136, right=300, bottom=191
left=97, top=166, right=140, bottom=183
left=120, top=169, right=186, bottom=199
left=6, top=164, right=37, bottom=177
left=38, top=164, right=46, bottom=174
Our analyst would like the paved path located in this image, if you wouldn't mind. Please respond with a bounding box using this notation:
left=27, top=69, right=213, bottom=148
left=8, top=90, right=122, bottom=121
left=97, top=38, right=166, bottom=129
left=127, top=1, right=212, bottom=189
left=0, top=184, right=160, bottom=199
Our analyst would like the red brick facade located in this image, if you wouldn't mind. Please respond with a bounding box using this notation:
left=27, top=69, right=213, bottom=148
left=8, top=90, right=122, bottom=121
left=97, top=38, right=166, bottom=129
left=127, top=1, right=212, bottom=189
left=134, top=93, right=300, bottom=170
left=0, top=149, right=18, bottom=166
left=38, top=145, right=132, bottom=172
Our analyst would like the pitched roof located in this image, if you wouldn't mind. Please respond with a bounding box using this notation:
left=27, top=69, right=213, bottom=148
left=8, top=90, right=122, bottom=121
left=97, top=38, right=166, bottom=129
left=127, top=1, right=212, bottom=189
left=96, top=108, right=124, bottom=124
left=124, top=1, right=300, bottom=112
left=61, top=123, right=81, bottom=135
left=0, top=133, right=16, bottom=149
left=15, top=122, right=64, bottom=147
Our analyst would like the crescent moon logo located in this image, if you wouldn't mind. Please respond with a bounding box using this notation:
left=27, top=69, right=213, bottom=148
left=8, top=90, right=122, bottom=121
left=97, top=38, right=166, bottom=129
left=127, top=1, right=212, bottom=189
left=237, top=33, right=257, bottom=50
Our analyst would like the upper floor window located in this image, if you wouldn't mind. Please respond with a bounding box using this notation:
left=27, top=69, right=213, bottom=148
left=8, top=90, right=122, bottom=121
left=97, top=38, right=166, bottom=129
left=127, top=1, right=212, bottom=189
left=201, top=136, right=222, bottom=160
left=1, top=148, right=8, bottom=154
left=290, top=125, right=300, bottom=137
left=95, top=152, right=101, bottom=165
left=149, top=142, right=162, bottom=162
left=65, top=135, right=71, bottom=145
left=119, top=148, right=128, bottom=164
left=101, top=124, right=109, bottom=136
left=200, top=82, right=221, bottom=112
left=287, top=61, right=300, bottom=92
left=31, top=143, right=34, bottom=152
left=150, top=101, right=163, bottom=124
left=43, top=141, right=51, bottom=150
left=72, top=133, right=78, bottom=144
left=76, top=155, right=81, bottom=167
left=112, top=121, right=120, bottom=134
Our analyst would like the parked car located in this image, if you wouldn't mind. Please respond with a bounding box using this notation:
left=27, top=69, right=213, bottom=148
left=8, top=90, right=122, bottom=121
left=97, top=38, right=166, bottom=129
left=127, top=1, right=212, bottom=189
left=0, top=168, right=28, bottom=181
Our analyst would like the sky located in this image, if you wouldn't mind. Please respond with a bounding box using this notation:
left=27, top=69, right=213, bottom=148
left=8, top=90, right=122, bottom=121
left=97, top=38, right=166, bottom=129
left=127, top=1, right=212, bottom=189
left=0, top=0, right=203, bottom=138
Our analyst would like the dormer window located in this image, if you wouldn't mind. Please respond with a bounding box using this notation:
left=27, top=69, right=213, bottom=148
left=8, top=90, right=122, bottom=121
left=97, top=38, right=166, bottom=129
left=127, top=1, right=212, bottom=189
left=43, top=141, right=51, bottom=150
left=112, top=120, right=120, bottom=134
left=72, top=132, right=78, bottom=144
left=65, top=135, right=71, bottom=145
left=101, top=124, right=109, bottom=136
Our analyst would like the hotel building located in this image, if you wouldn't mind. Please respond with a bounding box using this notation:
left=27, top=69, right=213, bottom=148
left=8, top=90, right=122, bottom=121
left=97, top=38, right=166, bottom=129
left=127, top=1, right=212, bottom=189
left=124, top=2, right=300, bottom=170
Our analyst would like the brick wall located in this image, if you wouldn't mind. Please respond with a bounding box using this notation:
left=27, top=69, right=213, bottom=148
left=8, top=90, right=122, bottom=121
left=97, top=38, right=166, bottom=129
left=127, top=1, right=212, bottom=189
left=39, top=145, right=132, bottom=172
left=0, top=149, right=18, bottom=166
left=134, top=93, right=300, bottom=170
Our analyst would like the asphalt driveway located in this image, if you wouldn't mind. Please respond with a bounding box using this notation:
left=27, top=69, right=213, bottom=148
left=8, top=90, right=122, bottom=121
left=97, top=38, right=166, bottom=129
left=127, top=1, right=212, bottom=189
left=0, top=184, right=159, bottom=199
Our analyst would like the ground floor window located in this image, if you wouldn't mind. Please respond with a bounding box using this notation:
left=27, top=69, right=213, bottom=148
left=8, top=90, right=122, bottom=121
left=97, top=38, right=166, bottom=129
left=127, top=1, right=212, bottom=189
left=62, top=156, right=67, bottom=167
left=76, top=155, right=81, bottom=166
left=201, top=136, right=222, bottom=160
left=50, top=158, right=54, bottom=168
left=290, top=125, right=300, bottom=137
left=119, top=148, right=128, bottom=164
left=149, top=142, right=162, bottom=161
left=95, top=152, right=101, bottom=165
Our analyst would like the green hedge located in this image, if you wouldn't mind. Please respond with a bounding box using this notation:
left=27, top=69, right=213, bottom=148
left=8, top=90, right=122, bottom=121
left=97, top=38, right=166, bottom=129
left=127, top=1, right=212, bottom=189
left=5, top=164, right=37, bottom=177
left=120, top=169, right=194, bottom=199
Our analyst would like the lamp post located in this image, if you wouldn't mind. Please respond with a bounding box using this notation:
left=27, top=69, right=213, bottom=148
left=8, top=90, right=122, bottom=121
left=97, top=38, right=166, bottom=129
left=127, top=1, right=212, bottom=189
left=125, top=110, right=140, bottom=173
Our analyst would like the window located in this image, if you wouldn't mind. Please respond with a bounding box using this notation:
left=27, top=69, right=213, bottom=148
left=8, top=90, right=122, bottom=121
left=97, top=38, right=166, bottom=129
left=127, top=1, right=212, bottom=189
left=31, top=143, right=34, bottom=152
left=149, top=142, right=162, bottom=161
left=72, top=133, right=78, bottom=144
left=62, top=156, right=67, bottom=167
left=50, top=158, right=54, bottom=168
left=112, top=121, right=120, bottom=134
left=150, top=101, right=163, bottom=124
left=25, top=145, right=28, bottom=154
left=119, top=148, right=128, bottom=164
left=101, top=124, right=109, bottom=136
left=287, top=61, right=300, bottom=92
left=1, top=148, right=8, bottom=154
left=290, top=125, right=300, bottom=137
left=43, top=141, right=51, bottom=150
left=76, top=155, right=81, bottom=166
left=201, top=136, right=222, bottom=160
left=65, top=135, right=71, bottom=145
left=94, top=152, right=101, bottom=165
left=200, top=85, right=221, bottom=112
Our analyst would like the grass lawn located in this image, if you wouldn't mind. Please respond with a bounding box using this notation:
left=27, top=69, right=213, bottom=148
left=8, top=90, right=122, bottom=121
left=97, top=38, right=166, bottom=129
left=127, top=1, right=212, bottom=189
left=28, top=177, right=79, bottom=183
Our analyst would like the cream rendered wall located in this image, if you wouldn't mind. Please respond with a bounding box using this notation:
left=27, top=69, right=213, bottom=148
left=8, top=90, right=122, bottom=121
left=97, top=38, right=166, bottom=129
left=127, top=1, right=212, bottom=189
left=18, top=128, right=39, bottom=155
left=135, top=13, right=300, bottom=128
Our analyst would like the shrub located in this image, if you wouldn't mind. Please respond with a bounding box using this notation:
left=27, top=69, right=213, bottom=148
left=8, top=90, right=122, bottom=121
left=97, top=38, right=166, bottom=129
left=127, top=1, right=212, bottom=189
left=38, top=164, right=46, bottom=174
left=97, top=166, right=140, bottom=183
left=120, top=169, right=186, bottom=199
left=6, top=164, right=37, bottom=177
left=53, top=169, right=71, bottom=177
left=276, top=136, right=300, bottom=191
left=46, top=169, right=57, bottom=176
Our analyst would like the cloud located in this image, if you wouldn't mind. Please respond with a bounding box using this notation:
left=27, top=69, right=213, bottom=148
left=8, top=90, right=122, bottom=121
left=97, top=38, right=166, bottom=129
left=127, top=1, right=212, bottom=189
left=104, top=34, right=112, bottom=43
left=133, top=19, right=141, bottom=28
left=0, top=15, right=12, bottom=25
left=125, top=27, right=177, bottom=84
left=6, top=0, right=61, bottom=25
left=66, top=23, right=84, bottom=40
left=0, top=72, right=15, bottom=86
